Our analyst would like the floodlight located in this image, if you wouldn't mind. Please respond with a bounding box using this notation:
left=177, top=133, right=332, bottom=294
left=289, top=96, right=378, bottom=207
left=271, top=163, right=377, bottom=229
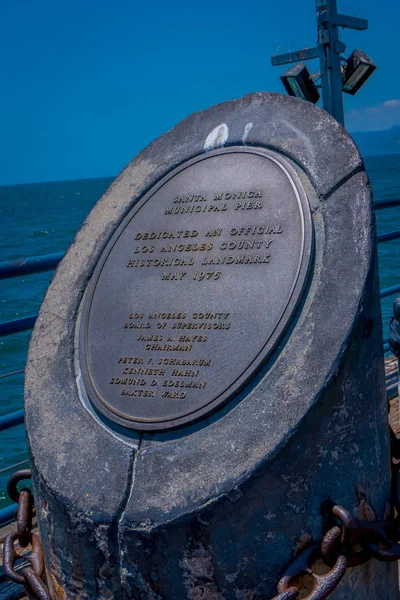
left=342, top=49, right=376, bottom=95
left=280, top=63, right=320, bottom=104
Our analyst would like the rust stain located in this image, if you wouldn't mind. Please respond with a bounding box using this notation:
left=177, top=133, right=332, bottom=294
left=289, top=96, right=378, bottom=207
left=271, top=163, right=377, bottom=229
left=46, top=566, right=67, bottom=600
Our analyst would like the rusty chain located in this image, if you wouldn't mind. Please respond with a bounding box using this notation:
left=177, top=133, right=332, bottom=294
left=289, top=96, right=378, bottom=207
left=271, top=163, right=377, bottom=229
left=269, top=428, right=400, bottom=600
left=2, top=470, right=50, bottom=600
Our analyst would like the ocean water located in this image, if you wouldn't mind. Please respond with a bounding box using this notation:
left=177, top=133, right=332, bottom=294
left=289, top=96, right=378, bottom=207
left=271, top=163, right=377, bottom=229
left=0, top=155, right=399, bottom=509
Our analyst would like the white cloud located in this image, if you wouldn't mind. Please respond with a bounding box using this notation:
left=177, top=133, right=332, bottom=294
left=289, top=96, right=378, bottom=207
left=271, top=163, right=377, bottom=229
left=346, top=99, right=400, bottom=132
left=383, top=99, right=400, bottom=108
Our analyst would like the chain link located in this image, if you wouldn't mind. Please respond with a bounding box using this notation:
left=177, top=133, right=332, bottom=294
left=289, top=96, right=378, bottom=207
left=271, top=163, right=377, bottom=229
left=270, top=533, right=347, bottom=600
left=2, top=470, right=50, bottom=600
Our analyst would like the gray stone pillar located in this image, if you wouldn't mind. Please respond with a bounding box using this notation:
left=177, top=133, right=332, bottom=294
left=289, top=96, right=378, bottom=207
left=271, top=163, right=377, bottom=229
left=25, top=93, right=398, bottom=599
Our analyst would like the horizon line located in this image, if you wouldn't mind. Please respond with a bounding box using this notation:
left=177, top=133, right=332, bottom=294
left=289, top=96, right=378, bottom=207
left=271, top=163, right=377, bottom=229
left=1, top=148, right=400, bottom=188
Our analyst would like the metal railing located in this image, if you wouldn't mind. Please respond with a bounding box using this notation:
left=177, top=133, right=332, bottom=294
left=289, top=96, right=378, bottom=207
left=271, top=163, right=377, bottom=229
left=374, top=198, right=400, bottom=210
left=0, top=252, right=64, bottom=280
left=0, top=460, right=30, bottom=525
left=0, top=199, right=399, bottom=525
left=0, top=409, right=24, bottom=433
left=0, top=253, right=64, bottom=524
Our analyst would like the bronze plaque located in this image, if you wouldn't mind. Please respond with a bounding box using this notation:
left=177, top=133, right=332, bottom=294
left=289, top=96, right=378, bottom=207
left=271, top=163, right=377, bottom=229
left=79, top=147, right=313, bottom=430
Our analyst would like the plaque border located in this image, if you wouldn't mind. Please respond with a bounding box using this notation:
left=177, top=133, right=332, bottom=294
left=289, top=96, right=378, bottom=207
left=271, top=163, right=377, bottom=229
left=78, top=147, right=314, bottom=431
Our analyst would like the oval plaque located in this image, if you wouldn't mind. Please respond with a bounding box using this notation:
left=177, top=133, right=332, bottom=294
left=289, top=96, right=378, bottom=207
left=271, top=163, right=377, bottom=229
left=79, top=147, right=313, bottom=430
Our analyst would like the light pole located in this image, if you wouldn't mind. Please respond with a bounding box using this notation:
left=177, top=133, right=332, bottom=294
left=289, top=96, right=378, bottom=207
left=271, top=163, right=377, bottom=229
left=271, top=0, right=371, bottom=126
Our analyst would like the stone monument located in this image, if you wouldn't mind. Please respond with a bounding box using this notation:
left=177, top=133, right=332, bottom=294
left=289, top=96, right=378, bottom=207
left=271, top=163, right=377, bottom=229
left=25, top=92, right=397, bottom=598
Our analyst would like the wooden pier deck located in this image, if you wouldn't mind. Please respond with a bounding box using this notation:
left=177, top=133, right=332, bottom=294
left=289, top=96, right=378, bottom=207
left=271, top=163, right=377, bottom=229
left=388, top=354, right=400, bottom=434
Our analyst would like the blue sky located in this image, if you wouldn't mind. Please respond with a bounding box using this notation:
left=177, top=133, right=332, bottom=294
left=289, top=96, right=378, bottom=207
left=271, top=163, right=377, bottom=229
left=0, top=0, right=398, bottom=184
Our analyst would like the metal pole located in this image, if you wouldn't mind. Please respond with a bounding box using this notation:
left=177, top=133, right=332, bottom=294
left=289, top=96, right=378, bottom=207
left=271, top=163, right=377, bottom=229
left=316, top=0, right=345, bottom=125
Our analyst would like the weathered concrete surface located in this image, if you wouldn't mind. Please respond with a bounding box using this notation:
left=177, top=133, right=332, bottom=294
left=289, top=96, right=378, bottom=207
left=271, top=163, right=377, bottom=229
left=25, top=93, right=398, bottom=598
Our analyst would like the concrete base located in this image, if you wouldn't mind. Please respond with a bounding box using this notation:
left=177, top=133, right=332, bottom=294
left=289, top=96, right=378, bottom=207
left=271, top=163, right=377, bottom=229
left=25, top=93, right=398, bottom=598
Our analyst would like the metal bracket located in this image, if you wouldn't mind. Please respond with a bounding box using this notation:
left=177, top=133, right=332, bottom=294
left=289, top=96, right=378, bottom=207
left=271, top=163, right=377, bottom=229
left=318, top=12, right=368, bottom=30
left=271, top=47, right=320, bottom=66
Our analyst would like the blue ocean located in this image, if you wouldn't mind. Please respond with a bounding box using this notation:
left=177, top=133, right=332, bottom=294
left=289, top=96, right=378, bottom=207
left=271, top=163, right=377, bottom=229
left=0, top=155, right=399, bottom=508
